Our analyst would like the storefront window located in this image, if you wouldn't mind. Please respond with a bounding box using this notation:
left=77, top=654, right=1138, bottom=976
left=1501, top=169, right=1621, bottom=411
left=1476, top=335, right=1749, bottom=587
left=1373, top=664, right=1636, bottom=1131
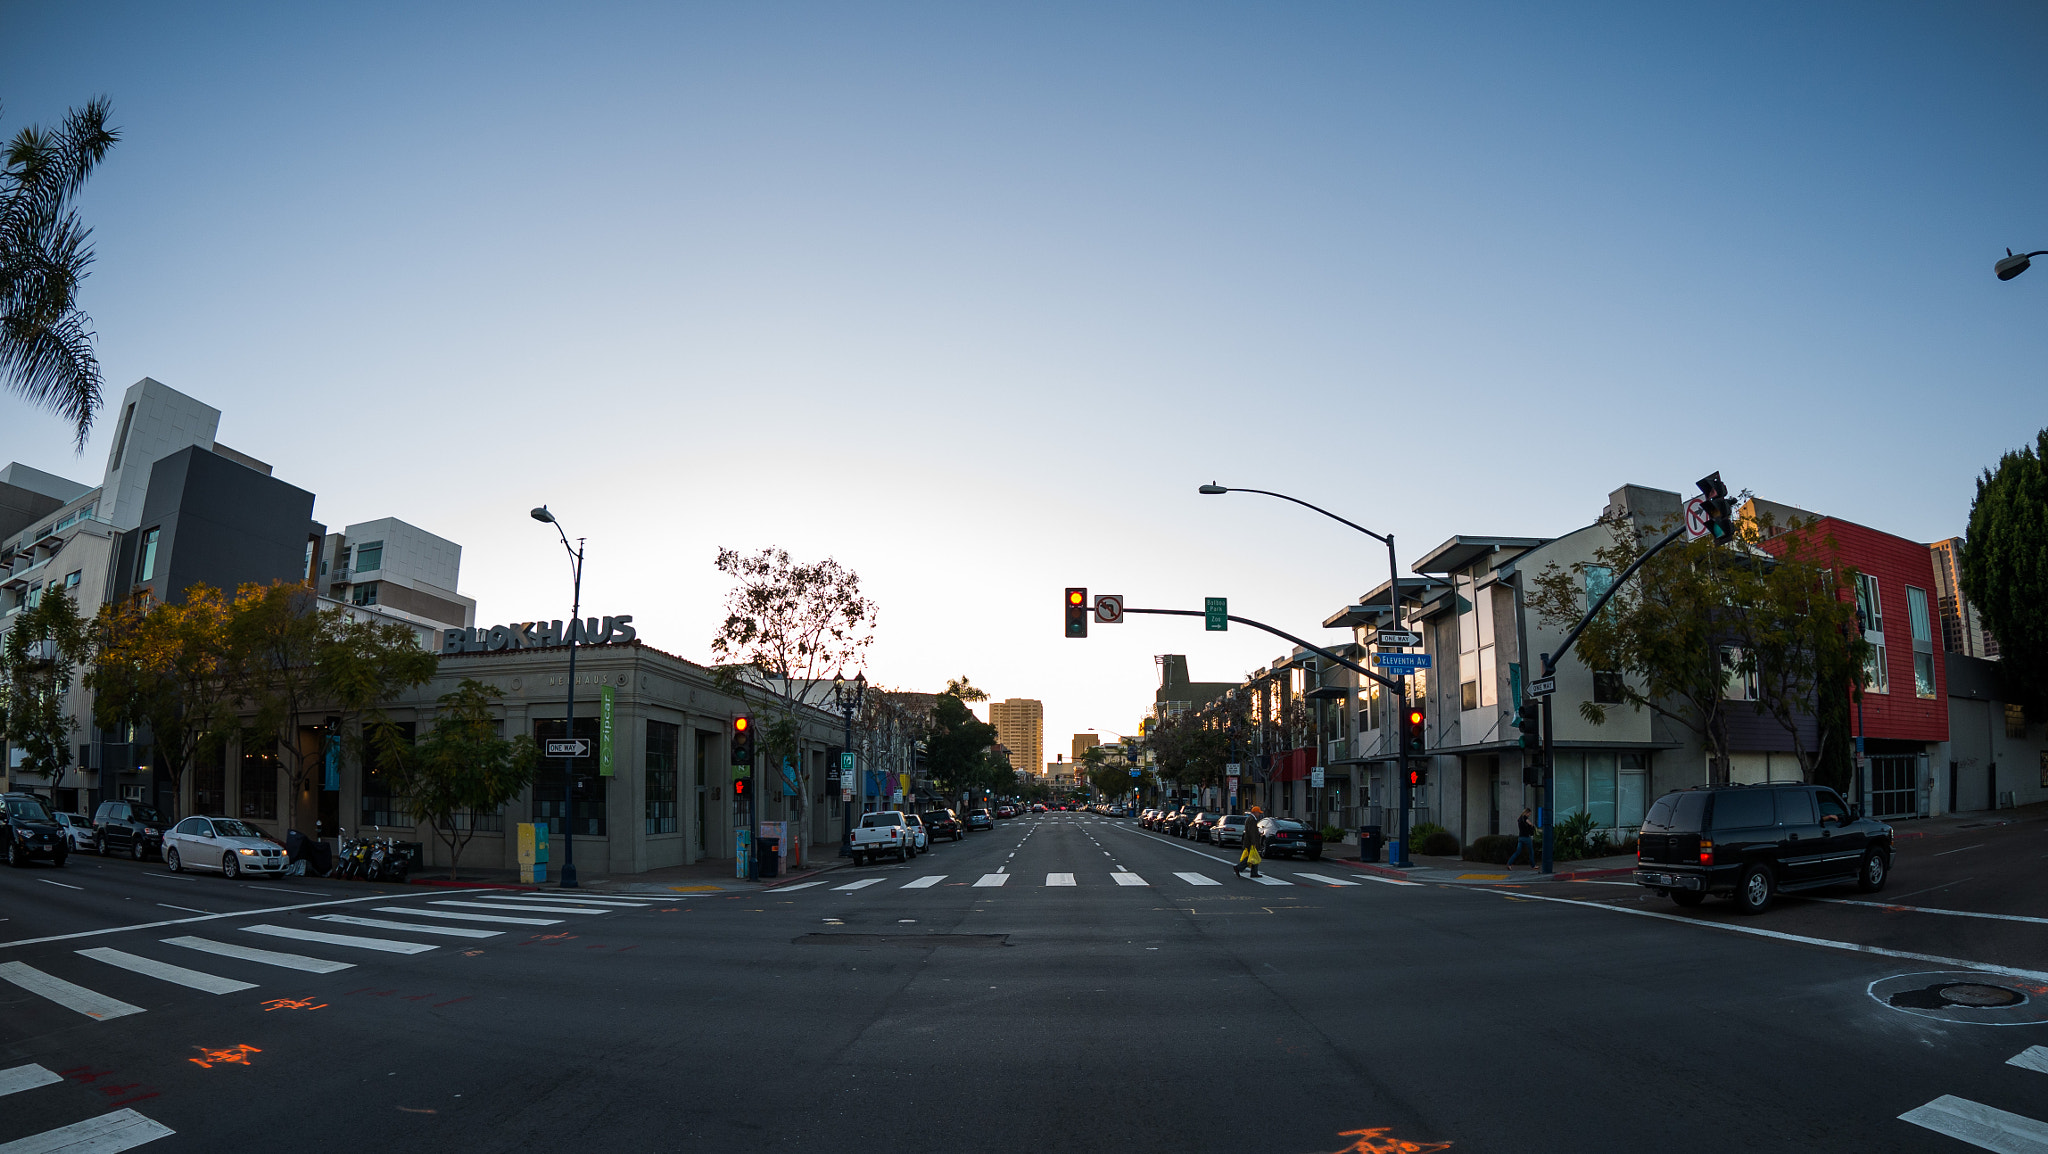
left=193, top=745, right=226, bottom=815
left=239, top=731, right=278, bottom=821
left=534, top=717, right=606, bottom=836
left=646, top=720, right=679, bottom=834
left=360, top=722, right=414, bottom=827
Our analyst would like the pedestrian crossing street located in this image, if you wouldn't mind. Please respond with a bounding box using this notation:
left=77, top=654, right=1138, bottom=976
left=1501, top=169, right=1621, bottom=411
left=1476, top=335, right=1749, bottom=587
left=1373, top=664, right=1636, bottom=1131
left=0, top=891, right=664, bottom=1027
left=776, top=868, right=1422, bottom=893
left=1898, top=1045, right=2048, bottom=1153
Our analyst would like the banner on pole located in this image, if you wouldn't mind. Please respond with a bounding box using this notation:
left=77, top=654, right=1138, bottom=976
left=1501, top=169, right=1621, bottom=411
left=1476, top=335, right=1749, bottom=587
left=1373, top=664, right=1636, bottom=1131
left=598, top=684, right=616, bottom=776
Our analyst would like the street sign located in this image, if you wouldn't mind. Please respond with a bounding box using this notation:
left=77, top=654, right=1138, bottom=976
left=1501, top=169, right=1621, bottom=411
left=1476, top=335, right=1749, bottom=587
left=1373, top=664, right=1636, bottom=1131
left=1684, top=496, right=1709, bottom=541
left=1375, top=629, right=1421, bottom=647
left=1372, top=652, right=1432, bottom=671
left=1095, top=594, right=1124, bottom=624
left=1310, top=766, right=1325, bottom=788
left=545, top=738, right=590, bottom=758
left=1128, top=768, right=1141, bottom=778
left=1205, top=597, right=1228, bottom=631
left=1225, top=763, right=1241, bottom=777
left=840, top=769, right=856, bottom=791
left=840, top=751, right=855, bottom=772
left=1527, top=676, right=1557, bottom=697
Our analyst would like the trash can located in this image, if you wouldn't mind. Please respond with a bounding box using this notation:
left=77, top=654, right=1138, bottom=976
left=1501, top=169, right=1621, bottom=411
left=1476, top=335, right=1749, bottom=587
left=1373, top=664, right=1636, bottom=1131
left=756, top=838, right=781, bottom=879
left=1357, top=825, right=1384, bottom=863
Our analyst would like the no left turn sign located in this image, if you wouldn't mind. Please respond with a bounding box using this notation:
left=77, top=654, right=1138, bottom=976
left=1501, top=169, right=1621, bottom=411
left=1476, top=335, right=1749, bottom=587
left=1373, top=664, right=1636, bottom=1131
left=1094, top=595, right=1124, bottom=624
left=1684, top=497, right=1709, bottom=541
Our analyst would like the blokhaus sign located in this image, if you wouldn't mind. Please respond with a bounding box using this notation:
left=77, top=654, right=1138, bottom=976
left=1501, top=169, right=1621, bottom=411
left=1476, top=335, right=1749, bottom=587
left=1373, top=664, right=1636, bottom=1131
left=442, top=615, right=636, bottom=655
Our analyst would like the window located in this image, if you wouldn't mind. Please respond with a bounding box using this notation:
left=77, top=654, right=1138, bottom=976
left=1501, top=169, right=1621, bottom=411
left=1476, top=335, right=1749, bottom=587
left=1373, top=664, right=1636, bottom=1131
left=646, top=720, right=679, bottom=834
left=534, top=717, right=605, bottom=836
left=354, top=541, right=383, bottom=572
left=193, top=745, right=226, bottom=815
left=352, top=582, right=379, bottom=606
left=1906, top=586, right=1935, bottom=699
left=63, top=570, right=80, bottom=590
left=1863, top=644, right=1889, bottom=694
left=138, top=527, right=160, bottom=583
left=1585, top=565, right=1615, bottom=614
left=360, top=722, right=415, bottom=827
left=1720, top=646, right=1759, bottom=701
left=1618, top=754, right=1647, bottom=829
left=25, top=582, right=40, bottom=609
left=1710, top=789, right=1774, bottom=830
left=1594, top=672, right=1627, bottom=705
left=1854, top=572, right=1883, bottom=636
left=239, top=732, right=278, bottom=821
left=1586, top=752, right=1618, bottom=828
left=2007, top=704, right=2027, bottom=739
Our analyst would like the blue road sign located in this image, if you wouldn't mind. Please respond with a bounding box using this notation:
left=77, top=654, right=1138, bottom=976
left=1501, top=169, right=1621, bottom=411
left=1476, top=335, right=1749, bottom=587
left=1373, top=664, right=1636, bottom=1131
left=1373, top=652, right=1432, bottom=671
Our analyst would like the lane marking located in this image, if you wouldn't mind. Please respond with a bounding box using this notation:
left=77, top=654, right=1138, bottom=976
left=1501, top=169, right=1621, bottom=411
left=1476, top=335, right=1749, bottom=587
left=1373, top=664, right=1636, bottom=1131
left=76, top=947, right=256, bottom=994
left=1251, top=875, right=1293, bottom=886
left=0, top=890, right=484, bottom=951
left=1045, top=874, right=1076, bottom=887
left=974, top=874, right=1009, bottom=888
left=833, top=879, right=883, bottom=892
left=901, top=876, right=945, bottom=889
left=164, top=936, right=354, bottom=974
left=771, top=881, right=826, bottom=892
left=0, top=1108, right=175, bottom=1152
left=375, top=907, right=559, bottom=926
left=469, top=895, right=657, bottom=907
left=1481, top=890, right=2048, bottom=983
left=315, top=914, right=502, bottom=939
left=155, top=904, right=209, bottom=914
left=241, top=925, right=436, bottom=955
left=38, top=880, right=83, bottom=891
left=1814, top=899, right=2048, bottom=927
left=0, top=961, right=145, bottom=1020
left=2011, top=1046, right=2048, bottom=1076
left=1355, top=874, right=1426, bottom=887
left=1295, top=873, right=1361, bottom=887
left=1111, top=873, right=1148, bottom=887
left=428, top=901, right=605, bottom=916
left=0, top=1064, right=62, bottom=1098
left=1174, top=872, right=1222, bottom=887
left=1898, top=1094, right=2048, bottom=1152
left=1934, top=844, right=1987, bottom=857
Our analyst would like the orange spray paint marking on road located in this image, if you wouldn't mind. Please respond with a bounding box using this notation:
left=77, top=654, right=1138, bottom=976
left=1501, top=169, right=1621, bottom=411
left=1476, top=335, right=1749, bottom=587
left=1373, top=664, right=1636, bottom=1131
left=260, top=997, right=327, bottom=1012
left=1323, top=1127, right=1452, bottom=1154
left=189, top=1044, right=261, bottom=1069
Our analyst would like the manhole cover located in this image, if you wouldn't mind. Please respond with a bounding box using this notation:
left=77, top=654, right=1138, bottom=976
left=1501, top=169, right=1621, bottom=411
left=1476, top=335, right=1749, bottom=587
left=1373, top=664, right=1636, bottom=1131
left=1869, top=970, right=2048, bottom=1025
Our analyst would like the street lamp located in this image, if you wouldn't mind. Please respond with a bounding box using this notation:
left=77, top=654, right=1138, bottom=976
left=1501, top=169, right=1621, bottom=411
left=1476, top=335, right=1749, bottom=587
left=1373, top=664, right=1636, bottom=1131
left=1996, top=248, right=2046, bottom=281
left=833, top=671, right=866, bottom=856
left=530, top=505, right=584, bottom=888
left=1198, top=482, right=1414, bottom=867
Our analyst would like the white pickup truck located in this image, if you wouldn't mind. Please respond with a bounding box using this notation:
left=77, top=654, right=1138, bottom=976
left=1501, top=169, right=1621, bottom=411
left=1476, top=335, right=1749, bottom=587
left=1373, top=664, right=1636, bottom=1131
left=850, top=811, right=922, bottom=866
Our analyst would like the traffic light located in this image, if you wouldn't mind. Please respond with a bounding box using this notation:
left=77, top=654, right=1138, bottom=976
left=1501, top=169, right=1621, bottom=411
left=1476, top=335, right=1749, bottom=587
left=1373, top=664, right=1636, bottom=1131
left=1404, top=707, right=1426, bottom=754
left=1065, top=587, right=1088, bottom=638
left=731, top=715, right=753, bottom=766
left=1407, top=766, right=1426, bottom=788
left=1696, top=471, right=1737, bottom=545
left=732, top=776, right=748, bottom=800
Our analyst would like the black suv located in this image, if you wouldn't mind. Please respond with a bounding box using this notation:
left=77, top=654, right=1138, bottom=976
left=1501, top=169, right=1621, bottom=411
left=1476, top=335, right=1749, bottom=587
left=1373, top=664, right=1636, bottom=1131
left=1635, top=783, right=1892, bottom=914
left=923, top=809, right=964, bottom=842
left=2, top=792, right=69, bottom=867
left=94, top=799, right=170, bottom=860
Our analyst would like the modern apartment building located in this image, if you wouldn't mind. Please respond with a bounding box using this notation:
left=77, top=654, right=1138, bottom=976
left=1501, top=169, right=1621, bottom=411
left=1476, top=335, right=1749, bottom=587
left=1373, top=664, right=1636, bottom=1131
left=1072, top=733, right=1099, bottom=762
left=1928, top=538, right=1999, bottom=660
left=989, top=698, right=1043, bottom=788
left=316, top=517, right=476, bottom=642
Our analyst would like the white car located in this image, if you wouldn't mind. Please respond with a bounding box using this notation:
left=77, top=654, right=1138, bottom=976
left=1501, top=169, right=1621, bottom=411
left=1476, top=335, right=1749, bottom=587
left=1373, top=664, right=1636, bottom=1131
left=163, top=816, right=287, bottom=878
left=52, top=812, right=99, bottom=852
left=902, top=813, right=931, bottom=853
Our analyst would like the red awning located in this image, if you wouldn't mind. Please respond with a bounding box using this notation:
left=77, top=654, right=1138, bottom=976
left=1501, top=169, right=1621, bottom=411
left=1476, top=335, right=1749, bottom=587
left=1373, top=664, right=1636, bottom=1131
left=1273, top=748, right=1313, bottom=782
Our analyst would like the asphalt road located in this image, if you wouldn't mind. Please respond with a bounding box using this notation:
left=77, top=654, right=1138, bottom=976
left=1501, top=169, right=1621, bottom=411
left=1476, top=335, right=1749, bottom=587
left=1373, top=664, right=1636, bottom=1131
left=3, top=813, right=2044, bottom=1153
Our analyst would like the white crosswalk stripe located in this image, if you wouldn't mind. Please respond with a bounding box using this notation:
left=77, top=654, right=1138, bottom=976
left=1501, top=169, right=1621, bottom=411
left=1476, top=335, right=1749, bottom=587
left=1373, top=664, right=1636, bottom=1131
left=1899, top=1094, right=2048, bottom=1153
left=431, top=900, right=607, bottom=916
left=0, top=1064, right=61, bottom=1098
left=834, top=878, right=883, bottom=891
left=471, top=894, right=656, bottom=907
left=75, top=947, right=256, bottom=994
left=902, top=876, right=945, bottom=889
left=315, top=914, right=502, bottom=939
left=1294, top=873, right=1361, bottom=887
left=2010, top=1046, right=2048, bottom=1075
left=1174, top=872, right=1221, bottom=886
left=1045, top=873, right=1076, bottom=886
left=974, top=874, right=1009, bottom=887
left=1110, top=873, right=1148, bottom=887
left=0, top=1107, right=175, bottom=1152
left=242, top=924, right=436, bottom=955
left=774, top=881, right=828, bottom=891
left=377, top=906, right=560, bottom=926
left=164, top=935, right=354, bottom=974
left=1356, top=874, right=1425, bottom=887
left=1250, top=874, right=1293, bottom=886
left=0, top=961, right=145, bottom=1020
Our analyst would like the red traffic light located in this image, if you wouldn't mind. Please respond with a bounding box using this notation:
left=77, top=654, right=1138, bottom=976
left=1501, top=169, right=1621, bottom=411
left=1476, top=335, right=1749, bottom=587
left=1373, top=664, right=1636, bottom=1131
left=732, top=777, right=748, bottom=798
left=1407, top=769, right=1422, bottom=786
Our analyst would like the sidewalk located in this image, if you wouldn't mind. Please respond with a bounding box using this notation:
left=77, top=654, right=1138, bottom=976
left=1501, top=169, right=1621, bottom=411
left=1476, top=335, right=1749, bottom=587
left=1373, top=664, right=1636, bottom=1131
left=1341, top=852, right=1639, bottom=885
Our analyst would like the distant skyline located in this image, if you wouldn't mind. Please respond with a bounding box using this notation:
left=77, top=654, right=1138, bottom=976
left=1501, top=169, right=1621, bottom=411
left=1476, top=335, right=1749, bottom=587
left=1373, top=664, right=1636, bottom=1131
left=4, top=2, right=2045, bottom=751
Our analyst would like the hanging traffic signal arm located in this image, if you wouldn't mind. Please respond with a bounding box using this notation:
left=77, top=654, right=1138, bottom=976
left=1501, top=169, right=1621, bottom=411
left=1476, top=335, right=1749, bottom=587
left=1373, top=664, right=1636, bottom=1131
left=1542, top=521, right=1688, bottom=679
left=1115, top=606, right=1404, bottom=692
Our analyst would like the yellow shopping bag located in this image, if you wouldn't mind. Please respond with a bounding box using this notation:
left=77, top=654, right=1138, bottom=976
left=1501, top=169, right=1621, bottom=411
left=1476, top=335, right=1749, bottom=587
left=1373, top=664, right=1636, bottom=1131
left=1239, top=845, right=1261, bottom=866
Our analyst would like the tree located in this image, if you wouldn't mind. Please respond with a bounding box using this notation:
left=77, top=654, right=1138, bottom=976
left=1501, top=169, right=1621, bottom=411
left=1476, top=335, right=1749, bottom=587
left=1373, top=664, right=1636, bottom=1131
left=1, top=587, right=91, bottom=793
left=925, top=689, right=999, bottom=797
left=708, top=546, right=878, bottom=813
left=86, top=585, right=238, bottom=820
left=398, top=678, right=538, bottom=880
left=2, top=98, right=119, bottom=449
left=1963, top=428, right=2048, bottom=711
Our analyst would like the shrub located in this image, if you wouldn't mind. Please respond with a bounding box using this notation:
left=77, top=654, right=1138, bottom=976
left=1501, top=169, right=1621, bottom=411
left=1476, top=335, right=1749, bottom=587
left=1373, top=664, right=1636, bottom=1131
left=1419, top=830, right=1460, bottom=856
left=1464, top=834, right=1518, bottom=864
left=1319, top=825, right=1345, bottom=843
left=1406, top=821, right=1448, bottom=847
left=1553, top=811, right=1599, bottom=861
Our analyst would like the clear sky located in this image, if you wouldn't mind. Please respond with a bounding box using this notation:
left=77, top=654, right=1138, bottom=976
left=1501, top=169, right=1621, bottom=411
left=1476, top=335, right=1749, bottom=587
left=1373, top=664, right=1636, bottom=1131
left=5, top=2, right=2045, bottom=755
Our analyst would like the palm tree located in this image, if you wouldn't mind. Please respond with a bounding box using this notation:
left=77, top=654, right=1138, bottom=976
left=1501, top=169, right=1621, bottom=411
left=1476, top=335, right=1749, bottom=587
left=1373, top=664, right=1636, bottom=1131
left=1, top=98, right=119, bottom=451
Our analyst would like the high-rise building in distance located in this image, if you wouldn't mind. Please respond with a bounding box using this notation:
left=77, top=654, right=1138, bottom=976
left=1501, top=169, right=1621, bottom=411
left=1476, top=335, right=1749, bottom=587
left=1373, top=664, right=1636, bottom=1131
left=989, top=699, right=1043, bottom=788
left=1072, top=733, right=1100, bottom=762
left=1929, top=538, right=1999, bottom=659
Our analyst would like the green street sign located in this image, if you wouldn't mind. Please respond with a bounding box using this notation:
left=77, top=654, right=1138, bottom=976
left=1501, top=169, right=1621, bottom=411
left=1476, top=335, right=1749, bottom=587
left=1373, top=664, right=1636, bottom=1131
left=1205, top=597, right=1227, bottom=631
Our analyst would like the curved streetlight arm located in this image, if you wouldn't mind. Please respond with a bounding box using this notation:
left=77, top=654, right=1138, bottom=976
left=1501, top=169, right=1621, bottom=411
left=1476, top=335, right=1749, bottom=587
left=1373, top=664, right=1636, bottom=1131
left=1204, top=485, right=1390, bottom=545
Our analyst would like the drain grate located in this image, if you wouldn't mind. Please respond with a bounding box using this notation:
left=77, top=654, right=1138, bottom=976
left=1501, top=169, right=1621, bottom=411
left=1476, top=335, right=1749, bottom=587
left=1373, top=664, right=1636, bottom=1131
left=794, top=933, right=1009, bottom=948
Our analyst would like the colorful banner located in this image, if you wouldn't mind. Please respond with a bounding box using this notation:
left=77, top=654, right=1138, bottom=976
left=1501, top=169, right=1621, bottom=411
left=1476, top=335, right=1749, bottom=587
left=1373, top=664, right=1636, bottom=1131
left=323, top=735, right=341, bottom=791
left=598, top=684, right=615, bottom=777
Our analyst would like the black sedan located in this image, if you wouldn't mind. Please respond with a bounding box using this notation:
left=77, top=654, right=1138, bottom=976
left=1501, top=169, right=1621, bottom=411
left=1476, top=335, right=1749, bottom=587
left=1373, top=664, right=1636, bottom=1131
left=923, top=809, right=965, bottom=841
left=2, top=793, right=69, bottom=868
left=1256, top=818, right=1324, bottom=860
left=1186, top=812, right=1222, bottom=842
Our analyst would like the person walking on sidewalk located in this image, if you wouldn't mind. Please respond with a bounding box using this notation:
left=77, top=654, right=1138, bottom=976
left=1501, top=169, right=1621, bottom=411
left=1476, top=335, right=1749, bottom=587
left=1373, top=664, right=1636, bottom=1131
left=1506, top=808, right=1536, bottom=869
left=1234, top=806, right=1265, bottom=878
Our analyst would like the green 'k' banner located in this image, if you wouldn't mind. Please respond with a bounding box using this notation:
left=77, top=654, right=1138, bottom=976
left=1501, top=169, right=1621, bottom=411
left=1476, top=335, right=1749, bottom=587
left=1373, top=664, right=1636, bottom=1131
left=599, top=684, right=615, bottom=777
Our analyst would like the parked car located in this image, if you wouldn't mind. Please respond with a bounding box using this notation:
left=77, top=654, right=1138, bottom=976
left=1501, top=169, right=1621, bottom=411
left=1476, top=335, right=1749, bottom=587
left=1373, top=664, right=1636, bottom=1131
left=1164, top=808, right=1198, bottom=838
left=1212, top=813, right=1250, bottom=848
left=1031, top=803, right=1047, bottom=813
left=1635, top=783, right=1892, bottom=914
left=924, top=809, right=964, bottom=841
left=996, top=804, right=1017, bottom=819
left=94, top=799, right=169, bottom=860
left=52, top=811, right=99, bottom=853
left=964, top=808, right=995, bottom=831
left=1139, top=808, right=1159, bottom=829
left=1186, top=812, right=1222, bottom=842
left=1, top=793, right=68, bottom=868
left=1256, top=818, right=1324, bottom=860
left=850, top=811, right=918, bottom=865
left=163, top=815, right=287, bottom=877
left=902, top=813, right=931, bottom=853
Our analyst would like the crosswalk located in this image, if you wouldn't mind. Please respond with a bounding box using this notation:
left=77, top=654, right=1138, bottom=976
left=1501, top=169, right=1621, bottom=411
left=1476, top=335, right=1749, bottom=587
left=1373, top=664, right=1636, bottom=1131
left=773, top=869, right=1410, bottom=893
left=0, top=890, right=665, bottom=1029
left=1, top=1061, right=173, bottom=1152
left=1899, top=1044, right=2048, bottom=1152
